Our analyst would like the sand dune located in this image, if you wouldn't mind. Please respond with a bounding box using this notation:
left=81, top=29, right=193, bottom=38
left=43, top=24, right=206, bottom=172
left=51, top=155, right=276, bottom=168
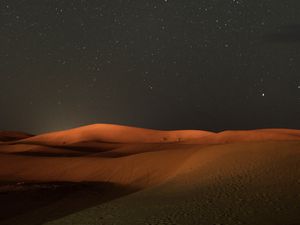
left=7, top=124, right=214, bottom=145
left=0, top=131, right=32, bottom=142
left=4, top=124, right=300, bottom=146
left=0, top=124, right=299, bottom=225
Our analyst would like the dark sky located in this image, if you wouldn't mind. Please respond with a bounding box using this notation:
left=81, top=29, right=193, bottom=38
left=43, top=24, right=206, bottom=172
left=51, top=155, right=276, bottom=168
left=1, top=0, right=300, bottom=134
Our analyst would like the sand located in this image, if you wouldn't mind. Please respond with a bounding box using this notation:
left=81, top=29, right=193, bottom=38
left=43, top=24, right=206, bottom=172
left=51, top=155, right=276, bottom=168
left=0, top=124, right=299, bottom=225
left=0, top=131, right=32, bottom=142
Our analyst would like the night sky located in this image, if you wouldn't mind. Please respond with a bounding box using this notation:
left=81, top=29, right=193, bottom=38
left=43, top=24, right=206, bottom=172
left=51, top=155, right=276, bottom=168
left=1, top=1, right=300, bottom=134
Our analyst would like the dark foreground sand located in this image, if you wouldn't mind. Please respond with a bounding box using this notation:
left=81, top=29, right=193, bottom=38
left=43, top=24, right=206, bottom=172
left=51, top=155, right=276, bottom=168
left=0, top=124, right=299, bottom=225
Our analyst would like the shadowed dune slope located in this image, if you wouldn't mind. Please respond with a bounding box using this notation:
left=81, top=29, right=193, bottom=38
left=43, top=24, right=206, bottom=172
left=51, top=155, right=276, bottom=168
left=0, top=131, right=33, bottom=142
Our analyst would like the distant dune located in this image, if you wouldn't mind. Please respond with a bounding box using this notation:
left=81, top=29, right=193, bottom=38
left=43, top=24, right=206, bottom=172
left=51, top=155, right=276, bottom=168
left=0, top=124, right=299, bottom=225
left=0, top=131, right=33, bottom=142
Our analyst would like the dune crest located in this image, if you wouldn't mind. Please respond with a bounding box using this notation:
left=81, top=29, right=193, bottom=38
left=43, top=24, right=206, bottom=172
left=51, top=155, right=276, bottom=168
left=9, top=124, right=214, bottom=145
left=0, top=124, right=300, bottom=187
left=3, top=124, right=300, bottom=146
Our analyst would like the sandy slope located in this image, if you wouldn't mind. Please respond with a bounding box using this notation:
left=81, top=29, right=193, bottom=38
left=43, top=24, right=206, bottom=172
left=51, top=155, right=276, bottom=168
left=0, top=124, right=299, bottom=225
left=45, top=141, right=300, bottom=225
left=0, top=131, right=32, bottom=142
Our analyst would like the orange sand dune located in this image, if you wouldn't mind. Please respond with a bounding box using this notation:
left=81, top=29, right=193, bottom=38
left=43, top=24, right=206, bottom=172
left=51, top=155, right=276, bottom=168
left=8, top=124, right=214, bottom=145
left=3, top=123, right=300, bottom=146
left=0, top=124, right=300, bottom=186
left=0, top=124, right=299, bottom=225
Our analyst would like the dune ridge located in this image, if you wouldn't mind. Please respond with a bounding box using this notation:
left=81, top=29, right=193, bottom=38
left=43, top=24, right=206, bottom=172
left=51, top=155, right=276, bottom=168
left=2, top=124, right=300, bottom=146
left=1, top=124, right=300, bottom=186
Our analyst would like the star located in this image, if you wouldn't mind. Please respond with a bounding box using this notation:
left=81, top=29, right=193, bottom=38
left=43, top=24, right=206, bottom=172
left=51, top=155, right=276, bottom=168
left=0, top=0, right=299, bottom=133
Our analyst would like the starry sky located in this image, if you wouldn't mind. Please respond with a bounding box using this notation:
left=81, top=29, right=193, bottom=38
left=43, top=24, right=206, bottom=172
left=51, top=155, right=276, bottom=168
left=1, top=0, right=300, bottom=134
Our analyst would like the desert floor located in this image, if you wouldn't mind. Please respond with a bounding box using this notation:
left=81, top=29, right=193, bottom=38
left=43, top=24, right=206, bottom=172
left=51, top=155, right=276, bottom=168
left=0, top=124, right=299, bottom=225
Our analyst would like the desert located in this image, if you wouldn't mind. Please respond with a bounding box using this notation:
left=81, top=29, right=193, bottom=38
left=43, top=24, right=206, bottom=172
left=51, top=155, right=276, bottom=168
left=0, top=124, right=299, bottom=225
